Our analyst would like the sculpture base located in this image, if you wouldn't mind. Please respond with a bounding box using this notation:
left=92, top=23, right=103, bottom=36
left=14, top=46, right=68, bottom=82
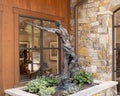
left=55, top=80, right=79, bottom=95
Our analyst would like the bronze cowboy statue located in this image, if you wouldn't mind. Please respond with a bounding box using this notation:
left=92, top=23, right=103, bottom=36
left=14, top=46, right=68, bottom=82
left=25, top=21, right=79, bottom=90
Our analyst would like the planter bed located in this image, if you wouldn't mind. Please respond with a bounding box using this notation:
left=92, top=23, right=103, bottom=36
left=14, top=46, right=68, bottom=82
left=4, top=80, right=118, bottom=96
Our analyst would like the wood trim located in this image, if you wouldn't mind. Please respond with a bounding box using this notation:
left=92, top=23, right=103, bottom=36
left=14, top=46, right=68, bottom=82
left=0, top=4, right=3, bottom=96
left=14, top=8, right=65, bottom=87
left=14, top=12, right=20, bottom=87
left=13, top=7, right=64, bottom=22
left=0, top=4, right=3, bottom=12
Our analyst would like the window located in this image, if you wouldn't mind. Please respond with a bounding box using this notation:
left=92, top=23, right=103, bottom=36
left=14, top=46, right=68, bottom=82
left=19, top=16, right=61, bottom=81
left=113, top=8, right=120, bottom=94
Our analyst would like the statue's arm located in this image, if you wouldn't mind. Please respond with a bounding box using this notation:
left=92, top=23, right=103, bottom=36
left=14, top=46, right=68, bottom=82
left=25, top=22, right=57, bottom=33
left=40, top=27, right=57, bottom=33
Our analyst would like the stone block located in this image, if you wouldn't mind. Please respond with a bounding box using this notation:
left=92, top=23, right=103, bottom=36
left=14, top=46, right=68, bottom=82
left=97, top=11, right=113, bottom=15
left=88, top=12, right=97, bottom=17
left=89, top=33, right=96, bottom=38
left=99, top=34, right=108, bottom=48
left=109, top=18, right=112, bottom=27
left=91, top=65, right=97, bottom=73
left=90, top=27, right=98, bottom=33
left=92, top=60, right=101, bottom=66
left=92, top=73, right=98, bottom=79
left=93, top=38, right=100, bottom=49
left=86, top=66, right=91, bottom=72
left=83, top=4, right=88, bottom=8
left=78, top=25, right=82, bottom=31
left=99, top=1, right=106, bottom=6
left=104, top=0, right=109, bottom=4
left=97, top=50, right=107, bottom=60
left=95, top=1, right=100, bottom=7
left=89, top=52, right=98, bottom=59
left=86, top=39, right=93, bottom=48
left=82, top=24, right=90, bottom=31
left=97, top=50, right=103, bottom=60
left=94, top=7, right=99, bottom=12
left=78, top=47, right=89, bottom=56
left=87, top=2, right=95, bottom=8
left=78, top=18, right=90, bottom=23
left=87, top=7, right=95, bottom=13
left=90, top=17, right=96, bottom=22
left=101, top=17, right=109, bottom=26
left=90, top=21, right=99, bottom=26
left=78, top=57, right=85, bottom=63
left=98, top=26, right=108, bottom=34
left=99, top=7, right=106, bottom=12
left=85, top=56, right=93, bottom=63
left=79, top=9, right=87, bottom=18
left=88, top=0, right=94, bottom=3
left=110, top=0, right=120, bottom=6
left=87, top=8, right=97, bottom=17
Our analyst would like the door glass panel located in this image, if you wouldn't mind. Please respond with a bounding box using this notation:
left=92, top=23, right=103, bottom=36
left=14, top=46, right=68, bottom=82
left=34, top=27, right=40, bottom=48
left=30, top=50, right=40, bottom=63
left=19, top=49, right=30, bottom=62
left=114, top=9, right=120, bottom=95
left=43, top=21, right=58, bottom=48
left=116, top=49, right=120, bottom=94
left=43, top=50, right=58, bottom=75
left=19, top=17, right=41, bottom=49
left=114, top=10, right=120, bottom=26
left=43, top=20, right=56, bottom=27
left=114, top=28, right=120, bottom=48
left=43, top=31, right=58, bottom=48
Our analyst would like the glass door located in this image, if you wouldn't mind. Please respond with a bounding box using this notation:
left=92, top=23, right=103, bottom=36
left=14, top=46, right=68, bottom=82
left=113, top=9, right=120, bottom=94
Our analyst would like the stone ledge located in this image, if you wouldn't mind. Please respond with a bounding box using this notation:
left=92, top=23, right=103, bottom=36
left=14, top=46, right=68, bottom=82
left=4, top=87, right=37, bottom=96
left=70, top=80, right=118, bottom=96
left=4, top=80, right=118, bottom=96
left=97, top=11, right=113, bottom=15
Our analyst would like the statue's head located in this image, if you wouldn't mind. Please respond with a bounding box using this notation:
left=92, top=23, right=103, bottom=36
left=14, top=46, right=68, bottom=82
left=55, top=20, right=61, bottom=27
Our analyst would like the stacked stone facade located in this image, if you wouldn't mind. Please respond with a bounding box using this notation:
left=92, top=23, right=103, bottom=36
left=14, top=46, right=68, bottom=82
left=92, top=86, right=117, bottom=96
left=70, top=0, right=120, bottom=81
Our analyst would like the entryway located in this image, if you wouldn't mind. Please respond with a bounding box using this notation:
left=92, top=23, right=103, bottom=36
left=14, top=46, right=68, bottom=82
left=113, top=8, right=120, bottom=95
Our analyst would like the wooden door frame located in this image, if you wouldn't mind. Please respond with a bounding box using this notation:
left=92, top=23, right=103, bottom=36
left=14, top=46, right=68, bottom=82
left=13, top=8, right=65, bottom=87
left=0, top=4, right=3, bottom=96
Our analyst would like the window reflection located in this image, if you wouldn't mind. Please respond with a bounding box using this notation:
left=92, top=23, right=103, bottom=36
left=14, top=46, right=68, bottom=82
left=19, top=16, right=59, bottom=81
left=114, top=9, right=120, bottom=94
left=114, top=10, right=120, bottom=26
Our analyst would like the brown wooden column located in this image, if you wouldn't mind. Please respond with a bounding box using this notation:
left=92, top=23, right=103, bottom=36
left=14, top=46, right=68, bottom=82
left=1, top=5, right=15, bottom=93
left=0, top=0, right=70, bottom=95
left=0, top=4, right=3, bottom=96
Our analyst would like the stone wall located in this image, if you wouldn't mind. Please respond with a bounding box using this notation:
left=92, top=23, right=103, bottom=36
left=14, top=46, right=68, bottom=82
left=70, top=0, right=120, bottom=81
left=92, top=86, right=117, bottom=96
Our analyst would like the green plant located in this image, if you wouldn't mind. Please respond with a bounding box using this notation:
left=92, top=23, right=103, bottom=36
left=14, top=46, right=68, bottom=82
left=23, top=77, right=57, bottom=96
left=45, top=76, right=60, bottom=86
left=38, top=86, right=55, bottom=96
left=73, top=71, right=93, bottom=85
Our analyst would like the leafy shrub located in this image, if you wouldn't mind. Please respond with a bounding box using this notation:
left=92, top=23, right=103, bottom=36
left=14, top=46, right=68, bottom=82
left=23, top=72, right=93, bottom=96
left=46, top=76, right=60, bottom=86
left=23, top=76, right=60, bottom=96
left=73, top=71, right=93, bottom=85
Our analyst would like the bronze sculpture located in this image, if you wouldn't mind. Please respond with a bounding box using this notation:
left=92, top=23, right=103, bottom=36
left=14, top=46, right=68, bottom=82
left=25, top=21, right=79, bottom=91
